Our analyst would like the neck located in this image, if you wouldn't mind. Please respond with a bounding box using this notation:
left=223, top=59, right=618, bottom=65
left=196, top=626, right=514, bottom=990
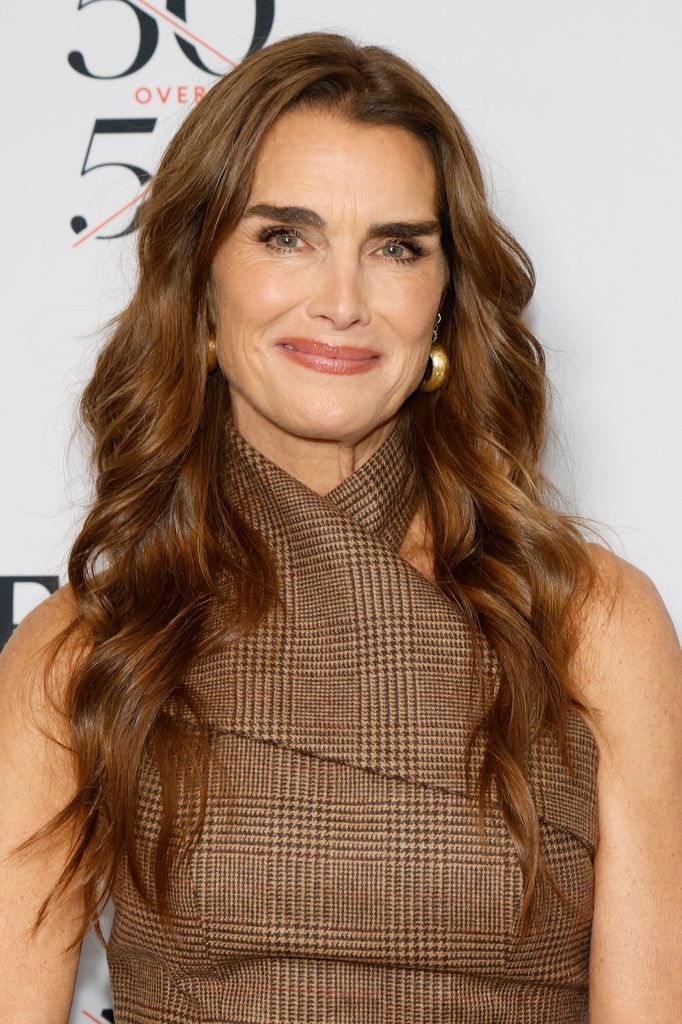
left=228, top=395, right=400, bottom=496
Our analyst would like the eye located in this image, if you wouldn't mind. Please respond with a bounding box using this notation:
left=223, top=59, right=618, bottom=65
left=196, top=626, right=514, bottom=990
left=272, top=231, right=300, bottom=250
left=258, top=226, right=304, bottom=254
left=380, top=240, right=424, bottom=264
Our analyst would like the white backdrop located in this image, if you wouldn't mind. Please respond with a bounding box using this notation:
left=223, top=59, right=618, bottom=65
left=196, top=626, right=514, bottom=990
left=2, top=2, right=680, bottom=1018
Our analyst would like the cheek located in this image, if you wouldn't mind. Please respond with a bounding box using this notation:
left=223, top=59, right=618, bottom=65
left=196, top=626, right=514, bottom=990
left=379, top=274, right=440, bottom=342
left=215, top=257, right=303, bottom=326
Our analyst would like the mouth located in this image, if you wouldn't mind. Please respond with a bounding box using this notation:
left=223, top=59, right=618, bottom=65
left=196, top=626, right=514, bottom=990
left=275, top=338, right=381, bottom=359
left=274, top=337, right=381, bottom=376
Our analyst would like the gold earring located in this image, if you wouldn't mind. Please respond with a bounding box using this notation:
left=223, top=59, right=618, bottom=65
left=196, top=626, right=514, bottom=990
left=418, top=313, right=450, bottom=392
left=206, top=334, right=218, bottom=374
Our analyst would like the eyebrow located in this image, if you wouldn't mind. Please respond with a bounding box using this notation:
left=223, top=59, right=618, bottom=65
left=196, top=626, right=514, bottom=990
left=244, top=203, right=441, bottom=239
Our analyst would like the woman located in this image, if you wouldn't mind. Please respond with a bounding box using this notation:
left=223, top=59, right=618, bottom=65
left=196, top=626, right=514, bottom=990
left=0, top=30, right=680, bottom=1024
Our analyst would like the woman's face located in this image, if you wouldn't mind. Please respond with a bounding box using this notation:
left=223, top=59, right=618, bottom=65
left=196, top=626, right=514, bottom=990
left=210, top=107, right=449, bottom=447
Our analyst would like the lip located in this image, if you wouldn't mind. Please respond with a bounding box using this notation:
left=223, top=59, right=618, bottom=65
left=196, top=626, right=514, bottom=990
left=275, top=337, right=381, bottom=359
left=274, top=337, right=382, bottom=376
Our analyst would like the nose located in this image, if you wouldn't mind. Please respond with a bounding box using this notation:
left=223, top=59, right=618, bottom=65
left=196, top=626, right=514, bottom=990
left=305, top=252, right=371, bottom=331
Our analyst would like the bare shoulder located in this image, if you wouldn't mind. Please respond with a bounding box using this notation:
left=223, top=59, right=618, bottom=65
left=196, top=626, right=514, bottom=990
left=579, top=541, right=675, bottom=638
left=0, top=582, right=86, bottom=858
left=0, top=583, right=84, bottom=738
left=0, top=587, right=91, bottom=1014
left=1, top=583, right=79, bottom=663
left=572, top=544, right=682, bottom=1021
left=571, top=543, right=681, bottom=745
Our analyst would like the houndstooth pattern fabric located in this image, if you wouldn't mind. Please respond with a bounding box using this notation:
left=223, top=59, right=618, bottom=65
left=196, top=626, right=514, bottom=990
left=107, top=414, right=598, bottom=1023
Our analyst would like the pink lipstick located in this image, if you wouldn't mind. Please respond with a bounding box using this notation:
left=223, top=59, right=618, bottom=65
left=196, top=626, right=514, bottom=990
left=275, top=337, right=381, bottom=375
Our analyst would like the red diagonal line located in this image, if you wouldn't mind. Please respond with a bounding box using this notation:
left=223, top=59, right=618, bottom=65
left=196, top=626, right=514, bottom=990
left=72, top=185, right=150, bottom=248
left=133, top=0, right=236, bottom=67
left=82, top=1012, right=106, bottom=1024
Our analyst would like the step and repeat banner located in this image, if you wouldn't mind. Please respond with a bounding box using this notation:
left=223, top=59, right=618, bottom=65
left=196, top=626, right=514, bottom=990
left=2, top=1, right=680, bottom=1018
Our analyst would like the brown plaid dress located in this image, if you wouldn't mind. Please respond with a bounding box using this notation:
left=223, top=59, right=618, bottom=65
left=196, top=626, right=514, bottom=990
left=107, top=414, right=598, bottom=1023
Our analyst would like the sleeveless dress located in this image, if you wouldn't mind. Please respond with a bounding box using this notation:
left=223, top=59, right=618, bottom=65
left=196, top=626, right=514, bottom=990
left=107, top=414, right=599, bottom=1023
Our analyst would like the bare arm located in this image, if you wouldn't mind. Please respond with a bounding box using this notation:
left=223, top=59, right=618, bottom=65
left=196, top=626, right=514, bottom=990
left=573, top=547, right=682, bottom=1023
left=0, top=587, right=90, bottom=1023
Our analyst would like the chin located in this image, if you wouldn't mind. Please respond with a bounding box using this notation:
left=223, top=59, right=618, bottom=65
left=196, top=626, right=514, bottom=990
left=279, top=404, right=386, bottom=444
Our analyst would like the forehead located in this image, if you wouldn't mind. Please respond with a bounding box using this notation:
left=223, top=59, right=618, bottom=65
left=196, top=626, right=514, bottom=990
left=248, top=108, right=439, bottom=220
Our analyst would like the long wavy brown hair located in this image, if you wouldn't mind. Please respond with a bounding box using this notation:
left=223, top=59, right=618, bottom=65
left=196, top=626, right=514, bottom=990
left=24, top=30, right=602, bottom=951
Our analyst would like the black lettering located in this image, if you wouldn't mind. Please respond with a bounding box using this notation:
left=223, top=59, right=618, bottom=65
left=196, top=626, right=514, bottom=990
left=0, top=576, right=60, bottom=650
left=68, top=0, right=159, bottom=79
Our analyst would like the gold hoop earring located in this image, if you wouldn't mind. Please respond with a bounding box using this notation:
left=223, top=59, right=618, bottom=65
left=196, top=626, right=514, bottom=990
left=418, top=314, right=450, bottom=392
left=206, top=334, right=218, bottom=374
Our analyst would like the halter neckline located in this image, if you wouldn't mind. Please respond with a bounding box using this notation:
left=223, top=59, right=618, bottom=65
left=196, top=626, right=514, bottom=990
left=223, top=412, right=419, bottom=553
